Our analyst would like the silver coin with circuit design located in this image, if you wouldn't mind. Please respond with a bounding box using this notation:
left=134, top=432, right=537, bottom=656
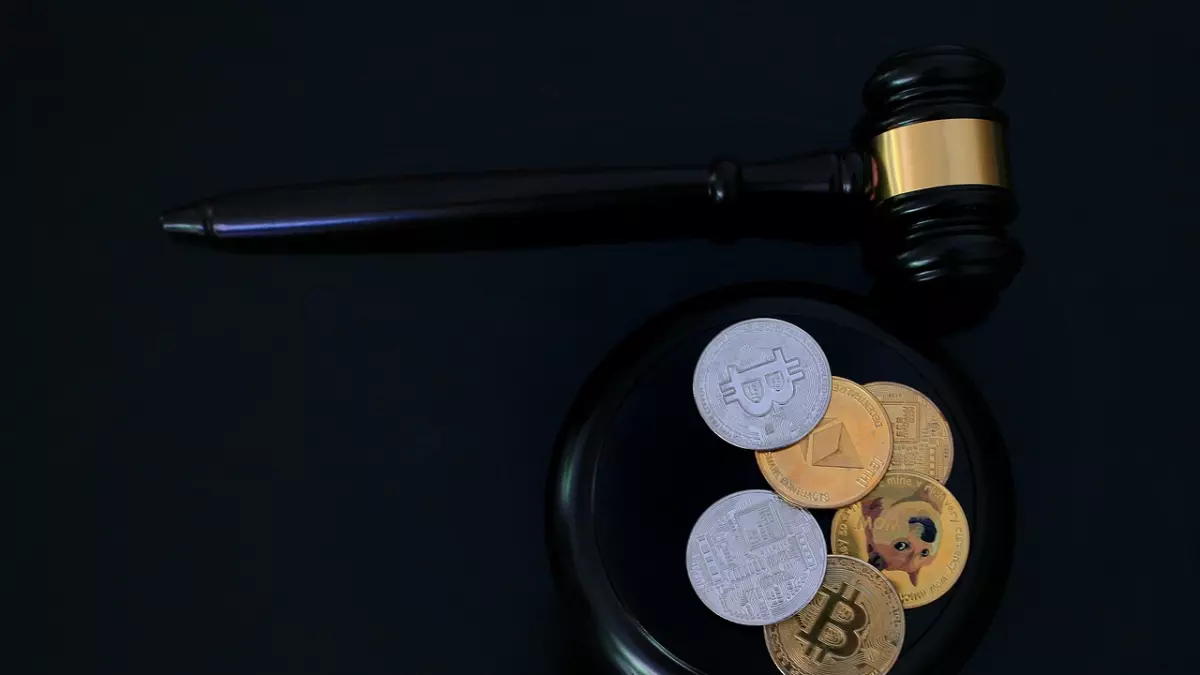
left=685, top=489, right=827, bottom=625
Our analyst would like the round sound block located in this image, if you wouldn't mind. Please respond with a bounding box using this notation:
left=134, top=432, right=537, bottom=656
left=547, top=283, right=1014, bottom=675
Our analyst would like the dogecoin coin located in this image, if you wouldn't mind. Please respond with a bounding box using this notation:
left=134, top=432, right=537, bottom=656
left=764, top=555, right=905, bottom=675
left=756, top=377, right=892, bottom=508
left=685, top=489, right=827, bottom=625
left=864, top=381, right=954, bottom=483
left=830, top=472, right=969, bottom=608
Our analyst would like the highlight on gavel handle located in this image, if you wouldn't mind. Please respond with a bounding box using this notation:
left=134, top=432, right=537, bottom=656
left=159, top=150, right=872, bottom=240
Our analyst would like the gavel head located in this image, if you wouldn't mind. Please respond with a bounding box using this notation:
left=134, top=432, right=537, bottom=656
left=856, top=46, right=1022, bottom=328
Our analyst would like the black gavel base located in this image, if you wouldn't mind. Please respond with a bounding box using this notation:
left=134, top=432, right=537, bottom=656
left=547, top=283, right=1015, bottom=675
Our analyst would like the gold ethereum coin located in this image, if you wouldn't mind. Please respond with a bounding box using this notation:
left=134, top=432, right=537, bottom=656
left=864, top=381, right=954, bottom=483
left=830, top=472, right=969, bottom=608
left=756, top=377, right=892, bottom=508
left=764, top=555, right=905, bottom=675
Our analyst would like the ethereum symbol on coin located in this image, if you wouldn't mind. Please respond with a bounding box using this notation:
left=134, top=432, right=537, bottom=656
left=801, top=419, right=863, bottom=469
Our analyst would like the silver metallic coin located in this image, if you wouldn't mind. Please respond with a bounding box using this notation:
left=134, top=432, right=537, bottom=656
left=685, top=489, right=827, bottom=626
left=692, top=318, right=832, bottom=450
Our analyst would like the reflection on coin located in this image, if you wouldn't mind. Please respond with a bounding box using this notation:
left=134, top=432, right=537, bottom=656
left=830, top=472, right=969, bottom=608
left=864, top=381, right=954, bottom=483
left=693, top=318, right=832, bottom=450
left=686, top=489, right=827, bottom=625
left=764, top=555, right=905, bottom=675
left=757, top=377, right=892, bottom=508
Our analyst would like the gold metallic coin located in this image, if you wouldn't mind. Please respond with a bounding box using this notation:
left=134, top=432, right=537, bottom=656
left=830, top=472, right=968, bottom=608
left=757, top=377, right=892, bottom=508
left=863, top=381, right=954, bottom=483
left=764, top=555, right=905, bottom=675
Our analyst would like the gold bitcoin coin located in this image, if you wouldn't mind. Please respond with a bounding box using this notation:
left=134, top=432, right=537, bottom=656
left=757, top=377, right=892, bottom=508
left=764, top=555, right=905, bottom=675
left=864, top=381, right=954, bottom=483
left=830, top=472, right=969, bottom=608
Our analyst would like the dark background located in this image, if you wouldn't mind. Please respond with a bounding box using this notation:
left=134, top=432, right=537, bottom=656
left=26, top=1, right=1199, bottom=673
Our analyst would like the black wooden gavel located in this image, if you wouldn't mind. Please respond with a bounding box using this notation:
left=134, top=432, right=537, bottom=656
left=163, top=45, right=1021, bottom=326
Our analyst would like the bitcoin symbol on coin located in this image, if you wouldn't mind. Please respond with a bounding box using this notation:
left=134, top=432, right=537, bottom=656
left=765, top=556, right=904, bottom=675
left=719, top=346, right=805, bottom=416
left=794, top=582, right=867, bottom=662
left=693, top=319, right=832, bottom=450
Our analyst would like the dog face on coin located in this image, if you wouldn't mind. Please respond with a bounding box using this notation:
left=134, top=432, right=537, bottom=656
left=831, top=472, right=968, bottom=609
left=863, top=494, right=941, bottom=586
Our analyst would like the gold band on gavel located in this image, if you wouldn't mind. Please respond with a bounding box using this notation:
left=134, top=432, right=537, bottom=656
left=871, top=118, right=1009, bottom=201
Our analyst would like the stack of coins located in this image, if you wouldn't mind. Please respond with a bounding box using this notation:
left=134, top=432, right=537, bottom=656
left=686, top=318, right=968, bottom=675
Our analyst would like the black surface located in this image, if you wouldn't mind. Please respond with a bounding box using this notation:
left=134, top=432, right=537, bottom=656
left=24, top=2, right=1200, bottom=674
left=549, top=286, right=1013, bottom=675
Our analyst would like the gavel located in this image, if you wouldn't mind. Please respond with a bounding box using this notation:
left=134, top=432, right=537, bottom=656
left=163, top=45, right=1021, bottom=327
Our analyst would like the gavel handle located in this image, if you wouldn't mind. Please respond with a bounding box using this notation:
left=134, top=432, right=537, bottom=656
left=161, top=150, right=871, bottom=240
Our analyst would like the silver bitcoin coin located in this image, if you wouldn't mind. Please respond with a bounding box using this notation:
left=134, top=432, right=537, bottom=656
left=692, top=318, right=832, bottom=450
left=685, top=489, right=827, bottom=626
